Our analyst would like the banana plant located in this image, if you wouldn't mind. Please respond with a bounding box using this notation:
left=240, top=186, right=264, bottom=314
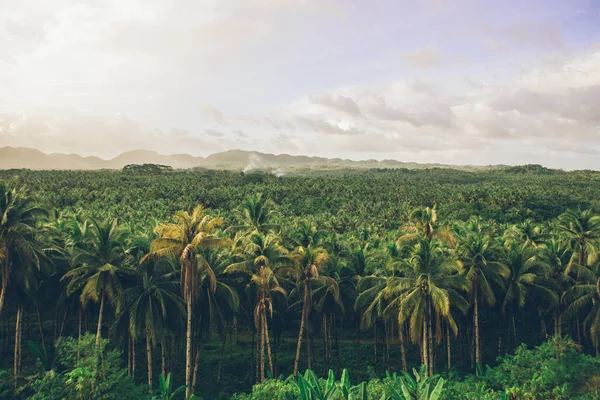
left=153, top=373, right=187, bottom=400
left=284, top=369, right=368, bottom=400
left=385, top=366, right=445, bottom=400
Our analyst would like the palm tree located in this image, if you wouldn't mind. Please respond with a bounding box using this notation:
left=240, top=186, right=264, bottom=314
left=390, top=238, right=467, bottom=376
left=250, top=264, right=286, bottom=381
left=501, top=241, right=558, bottom=345
left=192, top=247, right=239, bottom=390
left=62, top=218, right=130, bottom=348
left=563, top=259, right=600, bottom=354
left=290, top=219, right=327, bottom=248
left=539, top=238, right=573, bottom=337
left=457, top=231, right=508, bottom=372
left=281, top=245, right=330, bottom=375
left=229, top=194, right=280, bottom=234
left=558, top=209, right=600, bottom=268
left=398, top=205, right=454, bottom=246
left=503, top=219, right=548, bottom=248
left=143, top=206, right=228, bottom=398
left=0, top=181, right=47, bottom=316
left=117, top=259, right=184, bottom=390
left=225, top=231, right=290, bottom=381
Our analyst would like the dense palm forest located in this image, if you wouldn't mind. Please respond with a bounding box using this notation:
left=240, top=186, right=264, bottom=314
left=1, top=166, right=600, bottom=399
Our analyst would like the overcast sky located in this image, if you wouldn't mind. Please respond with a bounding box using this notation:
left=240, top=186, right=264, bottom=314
left=0, top=0, right=599, bottom=169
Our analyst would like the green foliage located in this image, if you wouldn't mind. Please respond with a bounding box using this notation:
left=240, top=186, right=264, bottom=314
left=384, top=366, right=445, bottom=400
left=484, top=336, right=600, bottom=400
left=153, top=373, right=187, bottom=400
left=0, top=370, right=13, bottom=400
left=29, top=334, right=146, bottom=400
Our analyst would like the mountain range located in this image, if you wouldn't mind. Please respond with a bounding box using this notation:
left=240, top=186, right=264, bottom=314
left=0, top=146, right=498, bottom=172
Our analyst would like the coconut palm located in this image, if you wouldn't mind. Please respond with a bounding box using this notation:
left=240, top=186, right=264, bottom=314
left=280, top=245, right=330, bottom=375
left=389, top=238, right=467, bottom=376
left=192, top=247, right=239, bottom=390
left=142, top=206, right=228, bottom=398
left=558, top=209, right=600, bottom=267
left=501, top=241, right=558, bottom=344
left=539, top=238, right=574, bottom=336
left=251, top=264, right=286, bottom=382
left=0, top=181, right=47, bottom=316
left=229, top=193, right=280, bottom=234
left=562, top=259, right=600, bottom=353
left=62, top=218, right=131, bottom=348
left=225, top=231, right=290, bottom=381
left=457, top=231, right=508, bottom=371
left=398, top=205, right=454, bottom=247
left=116, top=259, right=184, bottom=390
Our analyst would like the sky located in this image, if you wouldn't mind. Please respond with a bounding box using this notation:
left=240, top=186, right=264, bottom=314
left=0, top=0, right=599, bottom=169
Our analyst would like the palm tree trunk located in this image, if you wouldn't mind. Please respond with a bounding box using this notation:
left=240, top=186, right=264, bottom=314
left=422, top=317, right=429, bottom=376
left=399, top=323, right=407, bottom=371
left=146, top=325, right=153, bottom=390
left=263, top=313, right=273, bottom=378
left=293, top=292, right=308, bottom=376
left=77, top=308, right=83, bottom=359
left=14, top=304, right=23, bottom=381
left=191, top=342, right=201, bottom=394
left=474, top=293, right=481, bottom=374
left=427, top=302, right=434, bottom=376
left=356, top=321, right=361, bottom=382
left=35, top=302, right=46, bottom=355
left=385, top=322, right=391, bottom=371
left=96, top=290, right=105, bottom=348
left=537, top=308, right=548, bottom=339
left=374, top=323, right=377, bottom=372
left=132, top=338, right=136, bottom=380
left=217, top=339, right=225, bottom=383
left=446, top=322, right=451, bottom=370
left=258, top=312, right=265, bottom=382
left=128, top=335, right=132, bottom=376
left=185, top=298, right=193, bottom=398
left=252, top=326, right=260, bottom=383
left=0, top=254, right=10, bottom=317
left=161, top=338, right=167, bottom=377
left=233, top=315, right=238, bottom=345
left=512, top=315, right=517, bottom=346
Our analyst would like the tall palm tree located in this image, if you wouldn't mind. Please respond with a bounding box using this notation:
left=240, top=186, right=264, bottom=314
left=192, top=247, right=239, bottom=390
left=390, top=238, right=466, bottom=376
left=62, top=218, right=130, bottom=348
left=539, top=238, right=573, bottom=336
left=281, top=245, right=330, bottom=376
left=457, top=231, right=508, bottom=372
left=0, top=181, right=47, bottom=316
left=250, top=264, right=286, bottom=382
left=501, top=241, right=558, bottom=344
left=116, top=259, right=184, bottom=390
left=143, top=206, right=228, bottom=398
left=558, top=209, right=600, bottom=268
left=563, top=259, right=600, bottom=353
left=225, top=231, right=290, bottom=381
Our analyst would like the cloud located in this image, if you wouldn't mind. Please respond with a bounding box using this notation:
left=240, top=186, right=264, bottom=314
left=295, top=117, right=363, bottom=135
left=399, top=45, right=442, bottom=68
left=205, top=128, right=225, bottom=138
left=201, top=105, right=224, bottom=122
left=310, top=94, right=362, bottom=117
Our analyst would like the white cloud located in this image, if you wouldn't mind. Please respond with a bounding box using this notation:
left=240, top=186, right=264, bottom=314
left=399, top=45, right=442, bottom=68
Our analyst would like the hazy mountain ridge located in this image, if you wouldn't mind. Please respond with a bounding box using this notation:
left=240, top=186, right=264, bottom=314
left=0, top=146, right=503, bottom=171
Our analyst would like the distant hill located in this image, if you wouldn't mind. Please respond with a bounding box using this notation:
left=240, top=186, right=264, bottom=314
left=0, top=146, right=507, bottom=172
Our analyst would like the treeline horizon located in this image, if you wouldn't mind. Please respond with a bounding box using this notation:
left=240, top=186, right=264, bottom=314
left=0, top=168, right=599, bottom=399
